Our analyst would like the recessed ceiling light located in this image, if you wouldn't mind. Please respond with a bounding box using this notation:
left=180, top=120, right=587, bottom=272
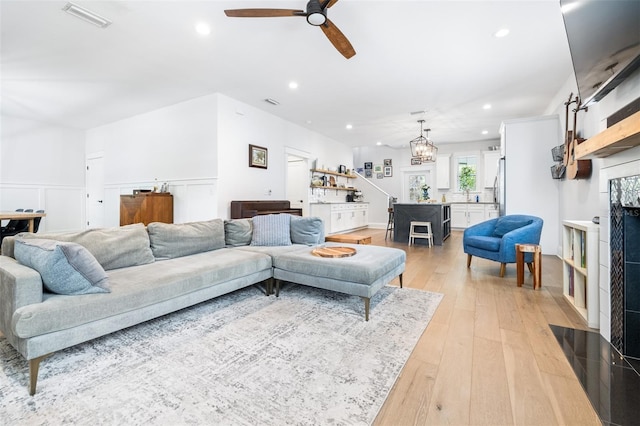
left=483, top=103, right=492, bottom=110
left=494, top=28, right=510, bottom=38
left=346, top=124, right=353, bottom=130
left=62, top=2, right=112, bottom=28
left=482, top=130, right=489, bottom=135
left=195, top=22, right=211, bottom=36
left=289, top=81, right=298, bottom=90
left=376, top=141, right=382, bottom=146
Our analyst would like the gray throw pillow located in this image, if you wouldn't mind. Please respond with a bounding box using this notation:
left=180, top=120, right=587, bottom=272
left=250, top=214, right=292, bottom=246
left=14, top=238, right=109, bottom=295
left=224, top=218, right=253, bottom=246
left=147, top=219, right=226, bottom=259
left=290, top=216, right=325, bottom=246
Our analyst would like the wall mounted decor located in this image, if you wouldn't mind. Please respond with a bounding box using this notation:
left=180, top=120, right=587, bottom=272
left=373, top=164, right=383, bottom=173
left=384, top=166, right=393, bottom=177
left=365, top=170, right=373, bottom=178
left=411, top=157, right=422, bottom=165
left=377, top=173, right=384, bottom=179
left=364, top=162, right=373, bottom=170
left=249, top=144, right=268, bottom=169
left=384, top=159, right=392, bottom=166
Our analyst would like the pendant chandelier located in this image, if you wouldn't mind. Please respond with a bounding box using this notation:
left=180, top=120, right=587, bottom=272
left=410, top=119, right=437, bottom=163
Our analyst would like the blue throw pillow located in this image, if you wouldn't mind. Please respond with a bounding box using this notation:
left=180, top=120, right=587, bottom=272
left=290, top=216, right=325, bottom=246
left=250, top=214, right=292, bottom=246
left=14, top=238, right=110, bottom=295
left=492, top=218, right=533, bottom=238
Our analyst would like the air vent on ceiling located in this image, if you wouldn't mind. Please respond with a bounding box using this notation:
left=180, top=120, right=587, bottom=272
left=63, top=2, right=112, bottom=28
left=264, top=98, right=280, bottom=106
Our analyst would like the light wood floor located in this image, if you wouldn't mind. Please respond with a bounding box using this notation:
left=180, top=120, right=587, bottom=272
left=359, top=229, right=601, bottom=426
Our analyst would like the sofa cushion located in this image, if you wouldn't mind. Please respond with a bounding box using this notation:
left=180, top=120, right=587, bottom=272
left=147, top=219, right=225, bottom=259
left=290, top=216, right=324, bottom=246
left=13, top=224, right=154, bottom=270
left=250, top=214, right=292, bottom=247
left=465, top=235, right=501, bottom=252
left=224, top=218, right=253, bottom=247
left=14, top=239, right=109, bottom=295
left=492, top=217, right=533, bottom=238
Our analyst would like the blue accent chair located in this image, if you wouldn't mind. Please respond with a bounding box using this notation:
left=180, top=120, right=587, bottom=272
left=463, top=214, right=543, bottom=277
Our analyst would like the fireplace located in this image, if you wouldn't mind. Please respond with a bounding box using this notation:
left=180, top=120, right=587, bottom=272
left=609, top=175, right=640, bottom=357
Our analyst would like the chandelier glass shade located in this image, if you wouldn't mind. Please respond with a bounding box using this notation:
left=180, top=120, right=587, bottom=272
left=410, top=120, right=437, bottom=162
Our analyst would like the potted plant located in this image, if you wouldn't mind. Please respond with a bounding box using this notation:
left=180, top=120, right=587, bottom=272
left=459, top=166, right=476, bottom=202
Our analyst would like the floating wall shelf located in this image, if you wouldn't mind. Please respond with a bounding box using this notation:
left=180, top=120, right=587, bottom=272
left=576, top=111, right=640, bottom=159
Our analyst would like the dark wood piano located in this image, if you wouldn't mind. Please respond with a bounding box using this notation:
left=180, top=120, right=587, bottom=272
left=230, top=200, right=302, bottom=219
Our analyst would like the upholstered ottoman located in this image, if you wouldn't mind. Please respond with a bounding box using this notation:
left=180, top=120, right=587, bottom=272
left=272, top=243, right=406, bottom=321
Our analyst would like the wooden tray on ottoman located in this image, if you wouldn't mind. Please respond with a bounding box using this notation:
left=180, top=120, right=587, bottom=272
left=311, top=247, right=356, bottom=258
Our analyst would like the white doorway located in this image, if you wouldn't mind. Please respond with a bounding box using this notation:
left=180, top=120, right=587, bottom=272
left=86, top=154, right=104, bottom=229
left=287, top=154, right=308, bottom=213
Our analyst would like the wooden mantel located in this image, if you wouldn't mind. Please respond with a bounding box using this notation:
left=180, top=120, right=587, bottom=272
left=575, top=111, right=640, bottom=159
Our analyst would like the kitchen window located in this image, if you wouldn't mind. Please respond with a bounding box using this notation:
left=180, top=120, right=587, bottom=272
left=456, top=155, right=477, bottom=192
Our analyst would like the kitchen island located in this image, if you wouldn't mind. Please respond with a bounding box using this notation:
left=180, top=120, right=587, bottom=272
left=393, top=203, right=451, bottom=246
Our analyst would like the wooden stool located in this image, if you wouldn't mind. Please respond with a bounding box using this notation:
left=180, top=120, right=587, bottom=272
left=408, top=221, right=433, bottom=247
left=516, top=243, right=542, bottom=289
left=385, top=208, right=394, bottom=241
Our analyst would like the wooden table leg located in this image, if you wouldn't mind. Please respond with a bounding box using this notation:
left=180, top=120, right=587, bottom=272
left=27, top=218, right=34, bottom=233
left=533, top=249, right=542, bottom=289
left=516, top=245, right=524, bottom=287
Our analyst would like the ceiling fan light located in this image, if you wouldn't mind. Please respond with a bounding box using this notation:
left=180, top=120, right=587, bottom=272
left=307, top=12, right=326, bottom=26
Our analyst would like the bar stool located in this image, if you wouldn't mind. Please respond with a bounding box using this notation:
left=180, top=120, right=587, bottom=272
left=408, top=221, right=433, bottom=247
left=516, top=243, right=542, bottom=289
left=385, top=208, right=394, bottom=240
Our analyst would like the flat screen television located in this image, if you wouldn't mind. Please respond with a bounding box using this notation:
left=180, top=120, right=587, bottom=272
left=560, top=0, right=640, bottom=106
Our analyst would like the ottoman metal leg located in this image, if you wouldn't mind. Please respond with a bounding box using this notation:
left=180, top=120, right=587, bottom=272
left=362, top=297, right=370, bottom=321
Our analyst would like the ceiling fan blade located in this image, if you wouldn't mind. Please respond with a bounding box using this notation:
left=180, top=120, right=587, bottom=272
left=322, top=0, right=340, bottom=9
left=224, top=9, right=305, bottom=18
left=320, top=19, right=356, bottom=59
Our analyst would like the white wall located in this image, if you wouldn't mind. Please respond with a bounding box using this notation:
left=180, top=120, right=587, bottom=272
left=86, top=94, right=219, bottom=226
left=0, top=116, right=85, bottom=232
left=215, top=93, right=354, bottom=219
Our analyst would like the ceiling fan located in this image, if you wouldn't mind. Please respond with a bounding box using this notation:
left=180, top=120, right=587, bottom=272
left=224, top=0, right=356, bottom=59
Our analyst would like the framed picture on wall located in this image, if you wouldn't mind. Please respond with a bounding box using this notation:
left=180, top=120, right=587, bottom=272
left=365, top=170, right=373, bottom=178
left=411, top=157, right=422, bottom=165
left=364, top=162, right=373, bottom=170
left=384, top=159, right=392, bottom=166
left=373, top=164, right=383, bottom=173
left=376, top=173, right=384, bottom=179
left=249, top=144, right=268, bottom=169
left=384, top=166, right=393, bottom=177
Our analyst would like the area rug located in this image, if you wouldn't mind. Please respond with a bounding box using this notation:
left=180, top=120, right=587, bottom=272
left=0, top=284, right=442, bottom=425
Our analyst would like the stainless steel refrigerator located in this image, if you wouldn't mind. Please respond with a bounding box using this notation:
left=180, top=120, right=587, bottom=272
left=493, top=157, right=506, bottom=216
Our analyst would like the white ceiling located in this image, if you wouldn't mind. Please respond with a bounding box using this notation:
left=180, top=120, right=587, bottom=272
left=1, top=0, right=574, bottom=149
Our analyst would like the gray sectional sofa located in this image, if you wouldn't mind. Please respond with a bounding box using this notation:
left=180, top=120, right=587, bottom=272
left=0, top=215, right=405, bottom=395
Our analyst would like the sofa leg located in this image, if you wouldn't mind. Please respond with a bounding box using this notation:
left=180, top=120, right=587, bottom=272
left=500, top=263, right=506, bottom=277
left=29, top=354, right=49, bottom=396
left=399, top=273, right=403, bottom=289
left=275, top=279, right=281, bottom=298
left=467, top=254, right=472, bottom=268
left=362, top=297, right=370, bottom=321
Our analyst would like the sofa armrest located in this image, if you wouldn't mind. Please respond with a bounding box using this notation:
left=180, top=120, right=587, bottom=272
left=0, top=256, right=43, bottom=339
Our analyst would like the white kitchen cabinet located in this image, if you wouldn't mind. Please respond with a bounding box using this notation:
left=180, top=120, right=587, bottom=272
left=485, top=203, right=499, bottom=220
left=436, top=154, right=451, bottom=189
left=451, top=203, right=485, bottom=228
left=483, top=151, right=501, bottom=188
left=310, top=203, right=368, bottom=234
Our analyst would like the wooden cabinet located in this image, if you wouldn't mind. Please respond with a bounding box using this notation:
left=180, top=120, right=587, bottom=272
left=120, top=193, right=173, bottom=226
left=436, top=155, right=451, bottom=189
left=485, top=203, right=500, bottom=220
left=562, top=220, right=599, bottom=328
